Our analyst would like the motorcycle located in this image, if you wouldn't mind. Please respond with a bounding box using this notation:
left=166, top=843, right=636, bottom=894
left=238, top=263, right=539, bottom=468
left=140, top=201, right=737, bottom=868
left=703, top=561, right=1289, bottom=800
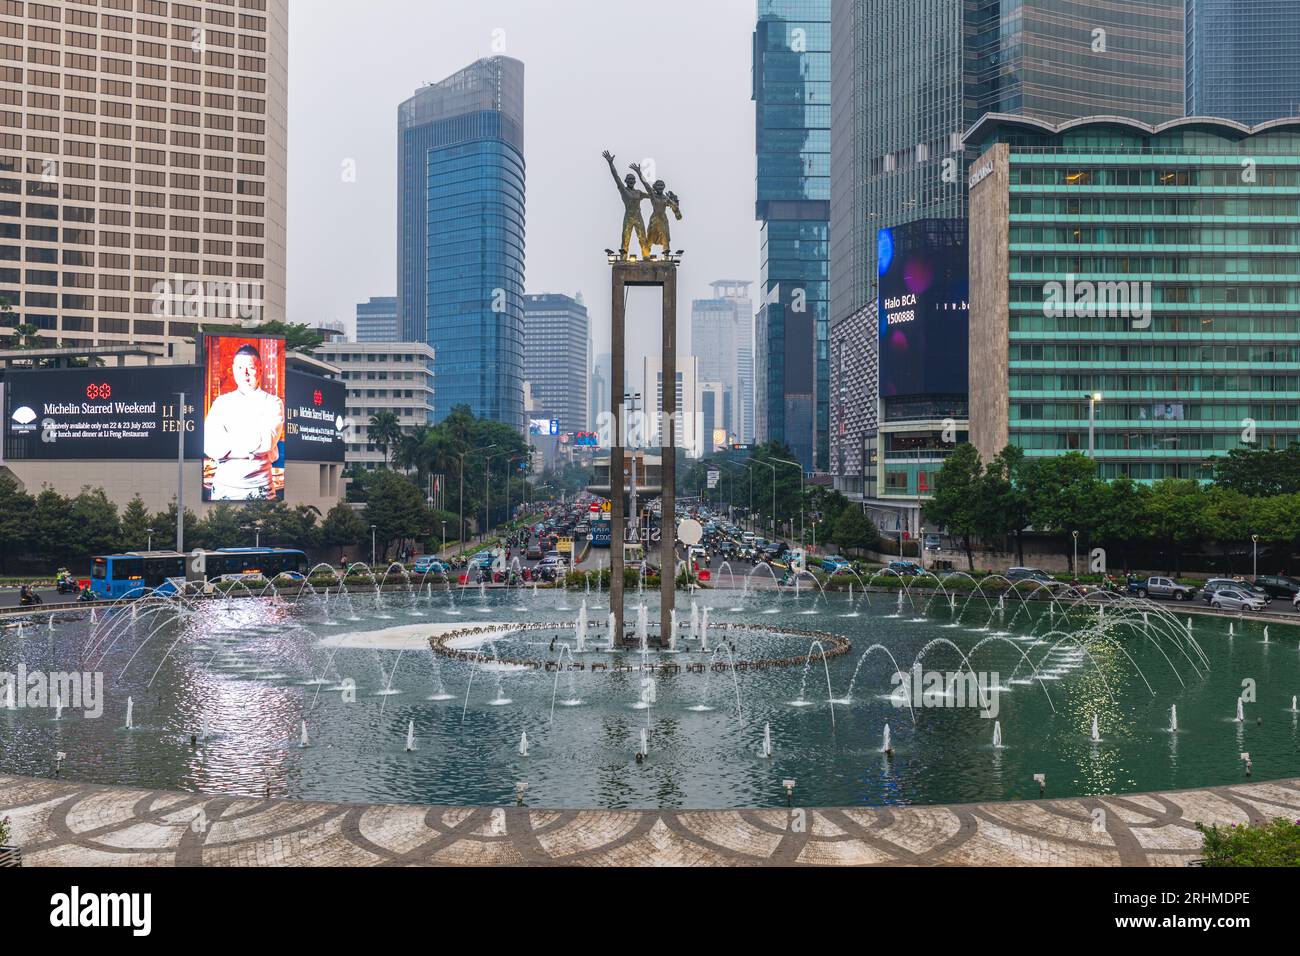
left=19, top=588, right=43, bottom=607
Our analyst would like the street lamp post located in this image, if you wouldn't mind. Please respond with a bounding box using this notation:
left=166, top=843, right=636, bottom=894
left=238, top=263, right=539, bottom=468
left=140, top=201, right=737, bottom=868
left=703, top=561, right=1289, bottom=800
left=751, top=459, right=777, bottom=539
left=147, top=527, right=156, bottom=552
left=371, top=524, right=377, bottom=568
left=441, top=520, right=448, bottom=557
left=505, top=455, right=526, bottom=534
left=1072, top=530, right=1080, bottom=578
left=455, top=444, right=496, bottom=558
left=484, top=449, right=513, bottom=543
left=772, top=458, right=805, bottom=547
left=1087, top=392, right=1103, bottom=459
left=1252, top=533, right=1259, bottom=580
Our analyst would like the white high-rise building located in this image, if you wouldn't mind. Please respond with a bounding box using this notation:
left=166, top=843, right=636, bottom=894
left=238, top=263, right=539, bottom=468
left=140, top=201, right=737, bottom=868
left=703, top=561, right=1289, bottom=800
left=0, top=0, right=289, bottom=360
left=690, top=280, right=752, bottom=445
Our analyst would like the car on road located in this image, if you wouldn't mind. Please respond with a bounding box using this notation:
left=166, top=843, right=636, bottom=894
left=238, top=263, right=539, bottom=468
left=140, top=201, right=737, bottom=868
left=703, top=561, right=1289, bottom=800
left=411, top=556, right=450, bottom=576
left=1253, top=574, right=1300, bottom=601
left=820, top=555, right=853, bottom=575
left=1127, top=576, right=1197, bottom=601
left=1201, top=579, right=1271, bottom=605
left=885, top=561, right=924, bottom=577
left=1007, top=567, right=1062, bottom=590
left=525, top=543, right=544, bottom=561
left=1207, top=587, right=1267, bottom=612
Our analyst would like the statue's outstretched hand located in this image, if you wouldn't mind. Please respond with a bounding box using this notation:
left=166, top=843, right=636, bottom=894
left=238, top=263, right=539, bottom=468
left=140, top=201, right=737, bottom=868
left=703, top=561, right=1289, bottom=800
left=602, top=150, right=614, bottom=163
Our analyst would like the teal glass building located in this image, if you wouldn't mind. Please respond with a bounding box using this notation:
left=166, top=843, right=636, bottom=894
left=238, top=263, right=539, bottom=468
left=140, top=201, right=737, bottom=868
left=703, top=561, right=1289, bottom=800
left=1187, top=0, right=1300, bottom=126
left=397, top=58, right=526, bottom=430
left=967, top=115, right=1300, bottom=481
left=753, top=0, right=830, bottom=472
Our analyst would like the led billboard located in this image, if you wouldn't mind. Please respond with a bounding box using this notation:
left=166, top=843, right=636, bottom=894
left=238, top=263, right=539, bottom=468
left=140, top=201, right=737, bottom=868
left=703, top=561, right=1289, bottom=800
left=286, top=372, right=348, bottom=463
left=877, top=220, right=969, bottom=399
left=202, top=334, right=286, bottom=501
left=3, top=366, right=201, bottom=461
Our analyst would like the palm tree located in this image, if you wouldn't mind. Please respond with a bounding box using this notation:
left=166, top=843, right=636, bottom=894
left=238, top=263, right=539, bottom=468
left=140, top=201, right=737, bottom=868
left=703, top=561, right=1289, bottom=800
left=367, top=411, right=402, bottom=468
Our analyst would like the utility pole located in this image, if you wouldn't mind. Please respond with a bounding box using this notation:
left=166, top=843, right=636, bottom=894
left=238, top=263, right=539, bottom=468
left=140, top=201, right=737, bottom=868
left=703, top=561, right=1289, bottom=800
left=176, top=391, right=186, bottom=553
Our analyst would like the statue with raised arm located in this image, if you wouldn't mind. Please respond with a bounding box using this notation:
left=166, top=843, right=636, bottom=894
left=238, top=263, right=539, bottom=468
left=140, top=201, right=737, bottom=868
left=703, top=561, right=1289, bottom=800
left=603, top=150, right=650, bottom=258
left=631, top=163, right=683, bottom=259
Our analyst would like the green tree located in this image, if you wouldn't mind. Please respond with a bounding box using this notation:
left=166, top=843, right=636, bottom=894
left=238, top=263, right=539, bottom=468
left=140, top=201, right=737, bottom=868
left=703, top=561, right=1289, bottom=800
left=321, top=502, right=368, bottom=556
left=32, top=487, right=79, bottom=568
left=831, top=504, right=881, bottom=553
left=362, top=470, right=427, bottom=562
left=0, top=473, right=35, bottom=572
left=1146, top=479, right=1209, bottom=575
left=972, top=445, right=1031, bottom=566
left=1094, top=476, right=1152, bottom=572
left=197, top=504, right=243, bottom=549
left=1213, top=443, right=1300, bottom=497
left=367, top=411, right=402, bottom=468
left=923, top=443, right=984, bottom=571
left=1020, top=453, right=1106, bottom=572
left=153, top=501, right=201, bottom=552
left=68, top=488, right=122, bottom=566
left=120, top=495, right=154, bottom=552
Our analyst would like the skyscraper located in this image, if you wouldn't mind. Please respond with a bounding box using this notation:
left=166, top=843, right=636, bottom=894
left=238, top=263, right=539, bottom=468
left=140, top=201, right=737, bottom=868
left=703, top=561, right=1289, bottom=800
left=828, top=0, right=1186, bottom=505
left=523, top=292, right=589, bottom=435
left=591, top=351, right=612, bottom=438
left=691, top=280, right=753, bottom=444
left=355, top=296, right=398, bottom=343
left=753, top=0, right=830, bottom=472
left=397, top=58, right=526, bottom=429
left=966, top=1, right=1186, bottom=126
left=0, top=0, right=289, bottom=358
left=1187, top=0, right=1300, bottom=125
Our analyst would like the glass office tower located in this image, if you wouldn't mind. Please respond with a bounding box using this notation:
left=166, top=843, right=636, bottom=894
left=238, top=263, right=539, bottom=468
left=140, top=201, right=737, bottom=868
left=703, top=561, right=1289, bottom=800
left=967, top=115, right=1300, bottom=480
left=397, top=58, right=526, bottom=429
left=1187, top=0, right=1300, bottom=126
left=753, top=0, right=830, bottom=472
left=966, top=0, right=1185, bottom=126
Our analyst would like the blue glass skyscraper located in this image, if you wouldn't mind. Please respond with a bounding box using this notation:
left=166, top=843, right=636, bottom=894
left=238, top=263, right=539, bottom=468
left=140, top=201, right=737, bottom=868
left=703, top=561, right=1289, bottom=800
left=753, top=0, right=830, bottom=472
left=397, top=57, right=526, bottom=429
left=1187, top=0, right=1300, bottom=126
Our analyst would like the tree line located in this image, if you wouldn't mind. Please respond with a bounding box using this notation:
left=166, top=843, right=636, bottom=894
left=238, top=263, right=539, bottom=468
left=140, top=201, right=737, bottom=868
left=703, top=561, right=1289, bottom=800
left=924, top=443, right=1300, bottom=574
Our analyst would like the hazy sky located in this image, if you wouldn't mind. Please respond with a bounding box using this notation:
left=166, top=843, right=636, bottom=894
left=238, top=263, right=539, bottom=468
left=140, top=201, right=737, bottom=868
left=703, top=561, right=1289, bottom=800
left=286, top=0, right=760, bottom=367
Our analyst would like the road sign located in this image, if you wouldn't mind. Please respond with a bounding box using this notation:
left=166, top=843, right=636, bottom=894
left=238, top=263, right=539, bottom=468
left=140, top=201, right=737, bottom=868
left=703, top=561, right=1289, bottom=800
left=589, top=503, right=600, bottom=514
left=707, top=470, right=720, bottom=490
left=558, top=538, right=574, bottom=554
left=601, top=501, right=612, bottom=514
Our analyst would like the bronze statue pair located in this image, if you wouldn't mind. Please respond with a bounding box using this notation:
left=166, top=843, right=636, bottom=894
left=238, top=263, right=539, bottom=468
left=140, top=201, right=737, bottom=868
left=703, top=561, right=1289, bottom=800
left=603, top=150, right=682, bottom=259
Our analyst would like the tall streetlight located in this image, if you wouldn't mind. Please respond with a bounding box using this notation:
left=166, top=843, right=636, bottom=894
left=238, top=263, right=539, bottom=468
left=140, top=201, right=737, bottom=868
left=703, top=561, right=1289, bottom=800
left=1087, top=392, right=1103, bottom=459
left=484, top=449, right=513, bottom=542
left=505, top=455, right=527, bottom=534
left=147, top=527, right=157, bottom=552
left=455, top=444, right=496, bottom=557
left=370, top=524, right=378, bottom=568
left=771, top=457, right=805, bottom=547
left=1252, top=533, right=1259, bottom=580
left=1072, top=529, right=1080, bottom=578
left=751, top=458, right=777, bottom=539
left=441, top=520, right=448, bottom=558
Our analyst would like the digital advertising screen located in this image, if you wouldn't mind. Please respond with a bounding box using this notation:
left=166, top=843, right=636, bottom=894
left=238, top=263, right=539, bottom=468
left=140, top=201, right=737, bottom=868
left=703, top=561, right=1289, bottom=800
left=286, top=371, right=348, bottom=463
left=3, top=366, right=201, bottom=461
left=202, top=334, right=286, bottom=501
left=877, top=219, right=969, bottom=399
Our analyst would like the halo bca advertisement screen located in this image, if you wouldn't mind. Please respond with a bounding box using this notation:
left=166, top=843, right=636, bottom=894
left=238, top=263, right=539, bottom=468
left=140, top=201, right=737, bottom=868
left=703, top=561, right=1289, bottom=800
left=202, top=334, right=286, bottom=501
left=877, top=219, right=969, bottom=399
left=3, top=366, right=201, bottom=460
left=286, top=372, right=347, bottom=463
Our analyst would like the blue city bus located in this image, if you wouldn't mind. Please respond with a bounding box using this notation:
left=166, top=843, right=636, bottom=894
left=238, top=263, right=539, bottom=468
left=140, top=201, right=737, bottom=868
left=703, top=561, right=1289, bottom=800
left=91, top=549, right=309, bottom=600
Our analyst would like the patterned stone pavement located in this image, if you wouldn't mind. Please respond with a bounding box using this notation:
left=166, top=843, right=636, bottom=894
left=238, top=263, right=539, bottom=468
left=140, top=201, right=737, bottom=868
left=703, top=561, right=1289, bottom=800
left=2, top=774, right=1297, bottom=867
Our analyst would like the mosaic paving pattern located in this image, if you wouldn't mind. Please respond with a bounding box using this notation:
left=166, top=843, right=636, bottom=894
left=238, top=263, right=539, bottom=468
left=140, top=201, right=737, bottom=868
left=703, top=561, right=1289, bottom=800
left=2, top=774, right=1297, bottom=867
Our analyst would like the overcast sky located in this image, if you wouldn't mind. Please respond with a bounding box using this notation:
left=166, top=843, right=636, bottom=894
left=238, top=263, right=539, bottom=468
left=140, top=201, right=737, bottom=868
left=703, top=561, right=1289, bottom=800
left=286, top=0, right=760, bottom=368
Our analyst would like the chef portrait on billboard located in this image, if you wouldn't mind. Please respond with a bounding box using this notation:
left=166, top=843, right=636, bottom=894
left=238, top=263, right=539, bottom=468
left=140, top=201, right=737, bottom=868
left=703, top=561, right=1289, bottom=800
left=203, top=336, right=286, bottom=500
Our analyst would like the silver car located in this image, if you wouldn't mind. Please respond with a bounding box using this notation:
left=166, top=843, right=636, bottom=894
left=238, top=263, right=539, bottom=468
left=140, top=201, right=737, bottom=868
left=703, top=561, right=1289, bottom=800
left=1208, top=588, right=1266, bottom=612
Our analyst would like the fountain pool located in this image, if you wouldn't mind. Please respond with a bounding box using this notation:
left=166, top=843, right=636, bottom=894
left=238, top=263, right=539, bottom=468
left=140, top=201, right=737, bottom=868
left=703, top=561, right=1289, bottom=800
left=1, top=582, right=1297, bottom=810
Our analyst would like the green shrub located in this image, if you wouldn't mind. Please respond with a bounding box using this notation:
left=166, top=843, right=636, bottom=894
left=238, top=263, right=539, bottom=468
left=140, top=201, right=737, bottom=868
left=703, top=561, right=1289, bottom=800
left=1197, top=818, right=1300, bottom=867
